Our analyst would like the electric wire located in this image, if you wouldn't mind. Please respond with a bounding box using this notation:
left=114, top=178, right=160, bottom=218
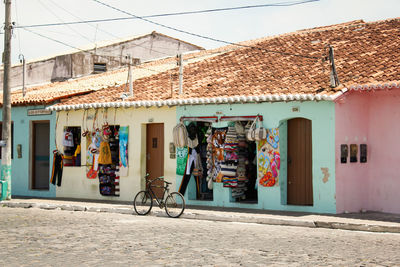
left=34, top=0, right=173, bottom=57
left=15, top=1, right=319, bottom=29
left=23, top=27, right=87, bottom=53
left=92, top=0, right=321, bottom=60
left=47, top=0, right=120, bottom=40
left=37, top=0, right=94, bottom=44
left=21, top=27, right=171, bottom=74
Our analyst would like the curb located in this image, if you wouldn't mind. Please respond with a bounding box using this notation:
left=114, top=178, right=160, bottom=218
left=1, top=201, right=399, bottom=234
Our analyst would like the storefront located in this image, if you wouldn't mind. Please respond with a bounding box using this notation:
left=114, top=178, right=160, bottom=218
left=49, top=98, right=336, bottom=214
left=175, top=101, right=336, bottom=213
left=52, top=106, right=177, bottom=202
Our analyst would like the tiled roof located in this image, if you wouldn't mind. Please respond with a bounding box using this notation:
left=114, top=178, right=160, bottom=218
left=0, top=47, right=226, bottom=106
left=48, top=17, right=400, bottom=109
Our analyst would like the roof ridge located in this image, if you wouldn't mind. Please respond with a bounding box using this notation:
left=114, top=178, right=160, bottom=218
left=225, top=17, right=400, bottom=49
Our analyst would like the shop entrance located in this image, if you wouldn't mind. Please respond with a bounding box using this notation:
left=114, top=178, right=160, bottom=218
left=31, top=121, right=50, bottom=190
left=146, top=123, right=164, bottom=199
left=287, top=118, right=313, bottom=205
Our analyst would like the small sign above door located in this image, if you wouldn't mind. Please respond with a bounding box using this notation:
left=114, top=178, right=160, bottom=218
left=27, top=109, right=52, bottom=116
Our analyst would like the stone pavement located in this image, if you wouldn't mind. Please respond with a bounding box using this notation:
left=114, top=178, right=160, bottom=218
left=2, top=207, right=400, bottom=266
left=1, top=197, right=400, bottom=234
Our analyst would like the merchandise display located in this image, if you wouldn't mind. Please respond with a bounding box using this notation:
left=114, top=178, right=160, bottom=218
left=63, top=127, right=81, bottom=166
left=176, top=117, right=263, bottom=203
left=98, top=125, right=121, bottom=196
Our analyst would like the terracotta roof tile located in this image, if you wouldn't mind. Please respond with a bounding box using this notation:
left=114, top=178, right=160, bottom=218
left=1, top=48, right=226, bottom=106
left=51, top=17, right=400, bottom=107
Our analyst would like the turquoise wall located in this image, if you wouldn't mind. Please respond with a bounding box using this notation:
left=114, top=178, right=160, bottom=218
left=0, top=105, right=56, bottom=198
left=177, top=101, right=336, bottom=213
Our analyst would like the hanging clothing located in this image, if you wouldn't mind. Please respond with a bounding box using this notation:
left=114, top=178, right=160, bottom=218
left=186, top=149, right=198, bottom=175
left=173, top=122, right=188, bottom=148
left=50, top=151, right=64, bottom=187
left=187, top=136, right=199, bottom=149
left=98, top=141, right=112, bottom=165
left=178, top=162, right=200, bottom=197
left=119, top=126, right=129, bottom=168
left=62, top=131, right=74, bottom=147
left=179, top=148, right=200, bottom=196
left=176, top=147, right=189, bottom=176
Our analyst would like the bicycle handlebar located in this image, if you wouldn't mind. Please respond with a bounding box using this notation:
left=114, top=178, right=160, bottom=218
left=146, top=176, right=171, bottom=186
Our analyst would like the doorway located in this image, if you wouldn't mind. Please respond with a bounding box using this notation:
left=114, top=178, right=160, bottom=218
left=32, top=121, right=50, bottom=190
left=287, top=118, right=313, bottom=205
left=146, top=123, right=164, bottom=198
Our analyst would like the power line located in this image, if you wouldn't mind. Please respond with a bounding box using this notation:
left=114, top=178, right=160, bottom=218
left=92, top=0, right=321, bottom=60
left=15, top=1, right=320, bottom=29
left=21, top=28, right=168, bottom=73
left=24, top=0, right=174, bottom=57
left=46, top=0, right=119, bottom=40
left=22, top=25, right=175, bottom=57
left=23, top=27, right=87, bottom=53
left=37, top=0, right=94, bottom=44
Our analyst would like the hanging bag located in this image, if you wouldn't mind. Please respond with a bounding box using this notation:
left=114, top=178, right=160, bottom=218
left=254, top=119, right=267, bottom=141
left=234, top=121, right=245, bottom=135
left=246, top=117, right=258, bottom=141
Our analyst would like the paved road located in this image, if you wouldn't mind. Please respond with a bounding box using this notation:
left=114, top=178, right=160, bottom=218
left=0, top=207, right=399, bottom=266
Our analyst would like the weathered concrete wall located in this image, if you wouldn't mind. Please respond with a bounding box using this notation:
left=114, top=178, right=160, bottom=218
left=1, top=32, right=201, bottom=90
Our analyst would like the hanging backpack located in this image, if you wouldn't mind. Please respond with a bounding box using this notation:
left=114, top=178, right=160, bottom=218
left=173, top=122, right=188, bottom=148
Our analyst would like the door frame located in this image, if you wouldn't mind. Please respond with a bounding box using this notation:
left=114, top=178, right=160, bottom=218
left=30, top=120, right=50, bottom=190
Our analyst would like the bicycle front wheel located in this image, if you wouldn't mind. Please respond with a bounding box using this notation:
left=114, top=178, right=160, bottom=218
left=165, top=192, right=185, bottom=218
left=133, top=190, right=153, bottom=215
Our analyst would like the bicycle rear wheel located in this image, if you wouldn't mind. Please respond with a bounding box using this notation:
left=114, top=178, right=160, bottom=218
left=165, top=192, right=185, bottom=218
left=133, top=190, right=153, bottom=215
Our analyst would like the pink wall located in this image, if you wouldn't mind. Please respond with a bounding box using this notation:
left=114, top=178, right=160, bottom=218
left=336, top=88, right=400, bottom=214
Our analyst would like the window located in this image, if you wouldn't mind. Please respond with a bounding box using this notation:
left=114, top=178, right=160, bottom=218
left=63, top=126, right=81, bottom=166
left=0, top=122, right=14, bottom=159
left=93, top=63, right=107, bottom=73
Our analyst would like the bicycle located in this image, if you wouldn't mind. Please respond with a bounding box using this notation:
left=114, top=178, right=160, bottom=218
left=133, top=175, right=186, bottom=218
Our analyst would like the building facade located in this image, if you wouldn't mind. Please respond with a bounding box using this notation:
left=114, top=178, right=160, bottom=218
left=1, top=32, right=203, bottom=90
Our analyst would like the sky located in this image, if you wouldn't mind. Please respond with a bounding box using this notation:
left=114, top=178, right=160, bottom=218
left=0, top=0, right=399, bottom=64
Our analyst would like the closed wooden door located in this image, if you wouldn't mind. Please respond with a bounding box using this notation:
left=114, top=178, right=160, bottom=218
left=146, top=123, right=164, bottom=199
left=32, top=121, right=50, bottom=190
left=287, top=118, right=313, bottom=205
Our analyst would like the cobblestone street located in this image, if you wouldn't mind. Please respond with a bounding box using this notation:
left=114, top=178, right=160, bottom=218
left=0, top=207, right=399, bottom=266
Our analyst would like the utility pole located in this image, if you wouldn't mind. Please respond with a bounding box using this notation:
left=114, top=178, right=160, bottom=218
left=1, top=0, right=13, bottom=200
left=178, top=53, right=183, bottom=95
left=128, top=54, right=133, bottom=96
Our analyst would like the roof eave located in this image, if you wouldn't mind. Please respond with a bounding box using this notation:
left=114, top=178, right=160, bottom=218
left=47, top=93, right=337, bottom=111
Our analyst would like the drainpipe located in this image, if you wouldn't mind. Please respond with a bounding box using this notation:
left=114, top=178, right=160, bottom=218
left=178, top=53, right=183, bottom=95
left=327, top=45, right=340, bottom=88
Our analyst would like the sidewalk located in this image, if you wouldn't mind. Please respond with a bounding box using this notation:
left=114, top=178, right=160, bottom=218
left=1, top=197, right=400, bottom=234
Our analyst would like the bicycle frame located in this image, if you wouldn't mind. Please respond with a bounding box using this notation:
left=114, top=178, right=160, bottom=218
left=146, top=176, right=170, bottom=207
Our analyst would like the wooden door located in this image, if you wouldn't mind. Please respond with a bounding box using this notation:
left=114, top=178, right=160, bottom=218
left=32, top=121, right=50, bottom=190
left=287, top=118, right=313, bottom=205
left=146, top=123, right=164, bottom=198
